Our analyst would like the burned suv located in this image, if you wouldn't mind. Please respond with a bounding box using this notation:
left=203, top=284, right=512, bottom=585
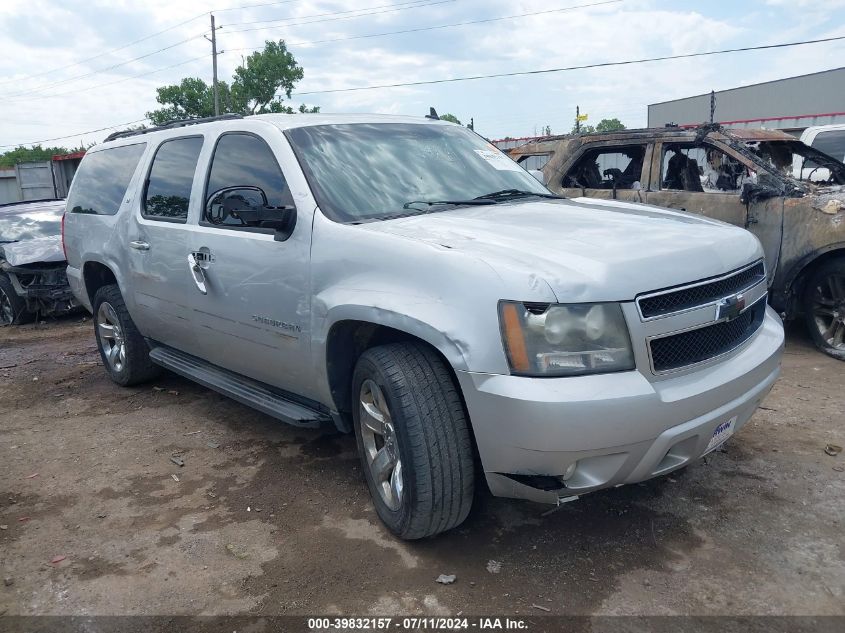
left=511, top=126, right=845, bottom=359
left=64, top=114, right=783, bottom=538
left=0, top=199, right=77, bottom=325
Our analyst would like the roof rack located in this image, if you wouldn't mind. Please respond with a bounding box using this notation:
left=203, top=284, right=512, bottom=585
left=103, top=113, right=243, bottom=142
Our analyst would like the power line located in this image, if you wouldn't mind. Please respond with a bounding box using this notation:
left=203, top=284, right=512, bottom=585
left=4, top=32, right=208, bottom=99
left=220, top=0, right=455, bottom=34
left=5, top=55, right=213, bottom=103
left=222, top=0, right=444, bottom=28
left=292, top=35, right=845, bottom=96
left=0, top=12, right=209, bottom=87
left=229, top=0, right=621, bottom=52
left=0, top=118, right=150, bottom=150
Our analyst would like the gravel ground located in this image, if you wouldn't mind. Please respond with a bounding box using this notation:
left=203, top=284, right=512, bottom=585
left=0, top=317, right=843, bottom=618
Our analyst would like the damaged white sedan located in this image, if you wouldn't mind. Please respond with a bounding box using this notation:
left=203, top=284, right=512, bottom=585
left=0, top=199, right=77, bottom=325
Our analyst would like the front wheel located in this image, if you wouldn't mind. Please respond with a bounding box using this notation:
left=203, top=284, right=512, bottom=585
left=803, top=258, right=845, bottom=360
left=352, top=342, right=474, bottom=539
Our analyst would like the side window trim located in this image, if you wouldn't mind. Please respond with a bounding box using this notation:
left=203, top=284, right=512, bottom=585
left=199, top=130, right=291, bottom=235
left=141, top=134, right=204, bottom=224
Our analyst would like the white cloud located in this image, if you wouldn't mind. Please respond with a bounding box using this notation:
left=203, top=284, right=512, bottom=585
left=0, top=0, right=843, bottom=147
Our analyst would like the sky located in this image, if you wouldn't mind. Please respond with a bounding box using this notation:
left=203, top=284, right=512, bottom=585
left=0, top=0, right=844, bottom=150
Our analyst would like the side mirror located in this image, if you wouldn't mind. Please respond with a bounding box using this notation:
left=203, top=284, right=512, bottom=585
left=206, top=186, right=296, bottom=241
left=740, top=178, right=782, bottom=205
left=528, top=169, right=547, bottom=185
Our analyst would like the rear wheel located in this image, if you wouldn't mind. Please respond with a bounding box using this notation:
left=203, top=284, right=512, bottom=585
left=93, top=284, right=161, bottom=385
left=352, top=342, right=474, bottom=539
left=803, top=258, right=845, bottom=360
left=0, top=273, right=35, bottom=326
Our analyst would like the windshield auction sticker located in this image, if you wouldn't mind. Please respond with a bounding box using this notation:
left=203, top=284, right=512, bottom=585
left=474, top=149, right=523, bottom=171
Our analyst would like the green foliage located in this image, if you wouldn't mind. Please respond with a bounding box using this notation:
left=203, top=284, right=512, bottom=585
left=439, top=113, right=461, bottom=125
left=595, top=118, right=626, bottom=132
left=0, top=144, right=89, bottom=168
left=570, top=117, right=626, bottom=135
left=147, top=40, right=319, bottom=125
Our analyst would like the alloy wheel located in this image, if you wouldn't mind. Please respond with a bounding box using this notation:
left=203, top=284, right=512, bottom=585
left=97, top=301, right=127, bottom=372
left=359, top=378, right=403, bottom=511
left=811, top=271, right=845, bottom=350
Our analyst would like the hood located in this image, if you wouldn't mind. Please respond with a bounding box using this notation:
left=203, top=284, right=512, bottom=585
left=0, top=235, right=66, bottom=267
left=360, top=198, right=763, bottom=302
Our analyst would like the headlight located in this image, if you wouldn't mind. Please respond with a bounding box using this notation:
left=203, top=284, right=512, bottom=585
left=499, top=301, right=635, bottom=377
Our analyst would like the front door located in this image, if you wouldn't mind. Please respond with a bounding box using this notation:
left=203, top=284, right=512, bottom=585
left=126, top=135, right=204, bottom=352
left=183, top=131, right=313, bottom=398
left=559, top=143, right=650, bottom=203
left=645, top=141, right=783, bottom=280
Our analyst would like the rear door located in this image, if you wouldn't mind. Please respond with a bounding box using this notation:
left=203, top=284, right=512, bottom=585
left=559, top=142, right=650, bottom=203
left=125, top=135, right=204, bottom=352
left=182, top=129, right=314, bottom=398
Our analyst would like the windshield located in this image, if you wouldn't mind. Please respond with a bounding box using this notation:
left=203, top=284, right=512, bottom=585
left=286, top=123, right=550, bottom=222
left=808, top=130, right=845, bottom=164
left=0, top=207, right=64, bottom=243
left=742, top=140, right=845, bottom=185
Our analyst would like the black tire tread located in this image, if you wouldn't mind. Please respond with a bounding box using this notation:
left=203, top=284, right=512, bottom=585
left=355, top=342, right=474, bottom=539
left=93, top=284, right=161, bottom=385
left=0, top=273, right=36, bottom=326
left=802, top=258, right=845, bottom=361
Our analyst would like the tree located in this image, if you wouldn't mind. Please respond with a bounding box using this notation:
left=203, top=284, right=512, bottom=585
left=0, top=144, right=87, bottom=168
left=147, top=40, right=318, bottom=125
left=595, top=118, right=626, bottom=132
left=439, top=113, right=461, bottom=125
left=570, top=117, right=626, bottom=135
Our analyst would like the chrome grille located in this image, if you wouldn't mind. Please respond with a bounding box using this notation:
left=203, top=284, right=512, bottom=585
left=638, top=261, right=765, bottom=319
left=650, top=297, right=767, bottom=372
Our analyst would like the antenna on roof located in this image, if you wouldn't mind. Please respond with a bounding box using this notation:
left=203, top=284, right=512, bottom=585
left=425, top=107, right=440, bottom=120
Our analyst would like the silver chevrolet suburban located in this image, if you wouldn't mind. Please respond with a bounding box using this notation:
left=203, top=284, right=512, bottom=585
left=63, top=113, right=785, bottom=539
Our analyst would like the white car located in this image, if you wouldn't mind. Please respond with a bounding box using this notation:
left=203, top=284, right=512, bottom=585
left=796, top=124, right=845, bottom=181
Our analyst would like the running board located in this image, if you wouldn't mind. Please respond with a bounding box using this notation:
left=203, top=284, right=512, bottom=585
left=148, top=346, right=330, bottom=428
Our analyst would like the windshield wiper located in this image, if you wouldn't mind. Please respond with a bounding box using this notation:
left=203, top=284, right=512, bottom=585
left=0, top=239, right=20, bottom=244
left=473, top=189, right=562, bottom=201
left=402, top=199, right=496, bottom=209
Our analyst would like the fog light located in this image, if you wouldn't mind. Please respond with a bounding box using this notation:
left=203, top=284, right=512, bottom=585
left=562, top=461, right=577, bottom=481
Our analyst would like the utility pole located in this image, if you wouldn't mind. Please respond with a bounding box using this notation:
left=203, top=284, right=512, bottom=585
left=207, top=14, right=221, bottom=116
left=576, top=105, right=580, bottom=133
left=709, top=90, right=716, bottom=125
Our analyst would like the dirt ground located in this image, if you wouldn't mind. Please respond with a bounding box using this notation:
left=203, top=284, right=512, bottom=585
left=0, top=316, right=843, bottom=618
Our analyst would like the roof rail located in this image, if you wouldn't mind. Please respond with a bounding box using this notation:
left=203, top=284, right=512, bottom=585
left=103, top=113, right=244, bottom=142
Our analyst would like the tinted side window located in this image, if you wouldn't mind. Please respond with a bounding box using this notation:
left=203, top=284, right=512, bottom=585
left=67, top=143, right=146, bottom=215
left=204, top=133, right=293, bottom=224
left=563, top=145, right=645, bottom=190
left=144, top=136, right=204, bottom=222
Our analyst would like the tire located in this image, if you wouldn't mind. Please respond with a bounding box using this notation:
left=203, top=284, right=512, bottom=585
left=0, top=273, right=36, bottom=326
left=92, top=284, right=161, bottom=385
left=352, top=342, right=474, bottom=539
left=803, top=258, right=845, bottom=361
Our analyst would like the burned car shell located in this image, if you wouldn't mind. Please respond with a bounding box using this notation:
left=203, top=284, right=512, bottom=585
left=0, top=199, right=77, bottom=325
left=512, top=126, right=845, bottom=329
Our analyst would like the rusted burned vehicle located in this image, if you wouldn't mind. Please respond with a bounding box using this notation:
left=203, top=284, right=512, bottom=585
left=511, top=126, right=845, bottom=359
left=0, top=199, right=77, bottom=325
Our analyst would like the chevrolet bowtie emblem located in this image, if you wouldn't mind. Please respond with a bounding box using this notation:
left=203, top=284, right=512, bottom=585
left=717, top=294, right=746, bottom=321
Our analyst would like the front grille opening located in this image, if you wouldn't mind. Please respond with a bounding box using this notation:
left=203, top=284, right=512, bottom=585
left=650, top=298, right=766, bottom=372
left=639, top=261, right=765, bottom=319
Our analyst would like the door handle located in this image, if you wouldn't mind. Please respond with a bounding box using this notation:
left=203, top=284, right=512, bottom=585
left=188, top=253, right=208, bottom=295
left=129, top=240, right=150, bottom=251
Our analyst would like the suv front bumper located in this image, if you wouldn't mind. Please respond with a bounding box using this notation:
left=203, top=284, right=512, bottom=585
left=456, top=306, right=784, bottom=504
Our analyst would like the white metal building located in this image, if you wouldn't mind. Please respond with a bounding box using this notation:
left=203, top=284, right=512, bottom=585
left=647, top=67, right=845, bottom=135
